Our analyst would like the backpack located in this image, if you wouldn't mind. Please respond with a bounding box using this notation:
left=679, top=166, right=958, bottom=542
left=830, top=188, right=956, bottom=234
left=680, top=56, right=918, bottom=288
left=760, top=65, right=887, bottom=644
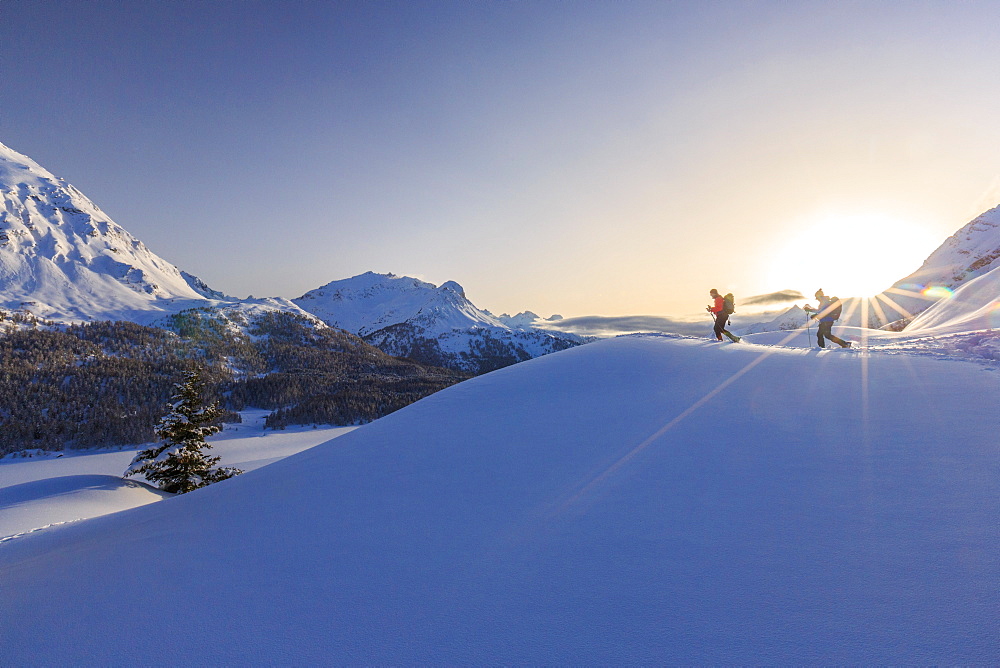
left=723, top=293, right=735, bottom=315
left=828, top=297, right=843, bottom=321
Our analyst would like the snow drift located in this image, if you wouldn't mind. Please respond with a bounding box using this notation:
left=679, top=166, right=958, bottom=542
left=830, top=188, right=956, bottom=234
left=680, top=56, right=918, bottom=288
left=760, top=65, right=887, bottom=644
left=2, top=335, right=997, bottom=664
left=0, top=475, right=170, bottom=540
left=0, top=413, right=358, bottom=540
left=904, top=263, right=1000, bottom=334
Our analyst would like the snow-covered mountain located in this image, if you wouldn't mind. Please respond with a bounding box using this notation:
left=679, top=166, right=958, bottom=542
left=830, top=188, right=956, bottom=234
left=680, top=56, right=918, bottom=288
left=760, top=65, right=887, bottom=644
left=0, top=141, right=346, bottom=333
left=496, top=310, right=547, bottom=329
left=0, top=141, right=227, bottom=320
left=294, top=272, right=585, bottom=373
left=871, top=205, right=1000, bottom=327
left=292, top=272, right=497, bottom=334
left=735, top=304, right=809, bottom=335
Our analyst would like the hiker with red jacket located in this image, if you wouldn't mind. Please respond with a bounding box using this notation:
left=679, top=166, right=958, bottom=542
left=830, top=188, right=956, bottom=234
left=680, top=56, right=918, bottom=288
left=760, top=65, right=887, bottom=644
left=706, top=289, right=739, bottom=342
left=804, top=288, right=851, bottom=348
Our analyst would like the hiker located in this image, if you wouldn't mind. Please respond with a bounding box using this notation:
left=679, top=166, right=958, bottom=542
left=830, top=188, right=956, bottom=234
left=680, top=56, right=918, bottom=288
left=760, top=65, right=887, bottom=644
left=706, top=289, right=739, bottom=342
left=804, top=289, right=851, bottom=348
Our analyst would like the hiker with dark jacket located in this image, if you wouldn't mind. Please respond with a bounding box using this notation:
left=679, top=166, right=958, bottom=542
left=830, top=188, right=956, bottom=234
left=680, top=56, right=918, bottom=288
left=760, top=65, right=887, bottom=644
left=706, top=289, right=739, bottom=342
left=804, top=288, right=851, bottom=348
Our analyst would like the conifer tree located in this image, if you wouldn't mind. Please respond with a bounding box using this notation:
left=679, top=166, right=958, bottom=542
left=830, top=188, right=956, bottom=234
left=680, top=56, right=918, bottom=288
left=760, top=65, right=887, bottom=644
left=125, top=369, right=241, bottom=493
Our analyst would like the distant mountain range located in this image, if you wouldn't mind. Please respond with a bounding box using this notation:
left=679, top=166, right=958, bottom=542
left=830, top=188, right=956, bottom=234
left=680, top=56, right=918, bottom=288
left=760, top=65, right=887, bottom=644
left=0, top=141, right=584, bottom=373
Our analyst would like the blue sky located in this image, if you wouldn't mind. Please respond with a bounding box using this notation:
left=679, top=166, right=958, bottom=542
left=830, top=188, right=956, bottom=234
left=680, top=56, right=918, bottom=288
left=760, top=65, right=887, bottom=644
left=3, top=1, right=1000, bottom=316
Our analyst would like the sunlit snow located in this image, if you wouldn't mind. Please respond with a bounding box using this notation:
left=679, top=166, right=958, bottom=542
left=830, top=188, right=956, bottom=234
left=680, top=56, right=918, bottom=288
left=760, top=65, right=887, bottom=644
left=2, top=317, right=997, bottom=663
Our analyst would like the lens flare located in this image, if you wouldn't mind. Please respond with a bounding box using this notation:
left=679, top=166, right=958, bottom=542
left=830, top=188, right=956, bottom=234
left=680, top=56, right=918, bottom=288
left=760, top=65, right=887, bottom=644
left=990, top=301, right=1000, bottom=329
left=921, top=285, right=954, bottom=299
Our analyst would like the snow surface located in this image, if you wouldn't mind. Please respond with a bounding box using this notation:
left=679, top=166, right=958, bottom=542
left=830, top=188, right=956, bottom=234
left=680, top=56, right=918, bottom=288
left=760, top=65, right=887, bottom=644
left=0, top=411, right=355, bottom=540
left=2, top=331, right=998, bottom=663
left=3, top=140, right=1000, bottom=663
left=904, top=263, right=1000, bottom=334
left=0, top=476, right=171, bottom=542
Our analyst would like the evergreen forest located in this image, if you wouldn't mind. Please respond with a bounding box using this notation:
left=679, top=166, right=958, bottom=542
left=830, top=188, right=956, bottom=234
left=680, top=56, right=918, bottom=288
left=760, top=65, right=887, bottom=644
left=0, top=308, right=467, bottom=456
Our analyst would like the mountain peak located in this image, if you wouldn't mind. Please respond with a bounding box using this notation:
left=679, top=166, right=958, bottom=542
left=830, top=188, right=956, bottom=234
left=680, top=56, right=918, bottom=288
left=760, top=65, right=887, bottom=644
left=293, top=272, right=496, bottom=336
left=0, top=140, right=223, bottom=320
left=0, top=141, right=59, bottom=189
left=439, top=280, right=465, bottom=298
left=291, top=272, right=584, bottom=372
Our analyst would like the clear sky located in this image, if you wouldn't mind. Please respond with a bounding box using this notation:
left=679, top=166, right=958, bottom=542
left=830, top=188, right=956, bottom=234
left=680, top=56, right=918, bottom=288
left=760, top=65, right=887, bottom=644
left=2, top=0, right=999, bottom=317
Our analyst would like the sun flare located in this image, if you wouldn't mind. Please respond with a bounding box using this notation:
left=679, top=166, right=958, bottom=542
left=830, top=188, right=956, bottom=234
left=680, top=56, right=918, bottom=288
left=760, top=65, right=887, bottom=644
left=766, top=212, right=941, bottom=298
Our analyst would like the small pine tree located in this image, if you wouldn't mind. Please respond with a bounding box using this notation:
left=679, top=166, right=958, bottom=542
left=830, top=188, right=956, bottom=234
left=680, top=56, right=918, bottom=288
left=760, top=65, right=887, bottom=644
left=125, top=369, right=241, bottom=494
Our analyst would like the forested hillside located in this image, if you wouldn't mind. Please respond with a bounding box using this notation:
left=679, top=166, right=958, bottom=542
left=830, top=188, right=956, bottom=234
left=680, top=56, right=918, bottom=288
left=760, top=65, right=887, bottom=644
left=0, top=309, right=466, bottom=456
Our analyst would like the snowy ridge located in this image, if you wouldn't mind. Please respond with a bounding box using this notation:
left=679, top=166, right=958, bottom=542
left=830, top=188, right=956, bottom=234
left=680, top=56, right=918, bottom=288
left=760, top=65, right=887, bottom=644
left=907, top=205, right=1000, bottom=287
left=496, top=310, right=544, bottom=329
left=741, top=208, right=1000, bottom=333
left=736, top=304, right=809, bottom=335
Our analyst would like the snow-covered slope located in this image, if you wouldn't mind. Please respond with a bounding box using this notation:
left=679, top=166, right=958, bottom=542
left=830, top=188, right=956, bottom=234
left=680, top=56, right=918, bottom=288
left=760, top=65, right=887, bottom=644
left=903, top=263, right=1000, bottom=334
left=0, top=410, right=356, bottom=540
left=871, top=206, right=1000, bottom=326
left=2, top=335, right=997, bottom=664
left=294, top=272, right=584, bottom=373
left=742, top=209, right=1000, bottom=333
left=906, top=205, right=1000, bottom=287
left=0, top=475, right=170, bottom=541
left=0, top=142, right=225, bottom=320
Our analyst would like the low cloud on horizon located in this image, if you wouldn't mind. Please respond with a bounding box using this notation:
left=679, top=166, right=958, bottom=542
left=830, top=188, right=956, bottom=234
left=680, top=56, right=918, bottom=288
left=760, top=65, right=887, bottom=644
left=740, top=290, right=805, bottom=306
left=536, top=314, right=708, bottom=338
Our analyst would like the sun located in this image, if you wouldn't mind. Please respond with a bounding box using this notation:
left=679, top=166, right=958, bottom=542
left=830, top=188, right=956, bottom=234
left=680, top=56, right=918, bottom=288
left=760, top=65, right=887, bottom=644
left=765, top=212, right=941, bottom=299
